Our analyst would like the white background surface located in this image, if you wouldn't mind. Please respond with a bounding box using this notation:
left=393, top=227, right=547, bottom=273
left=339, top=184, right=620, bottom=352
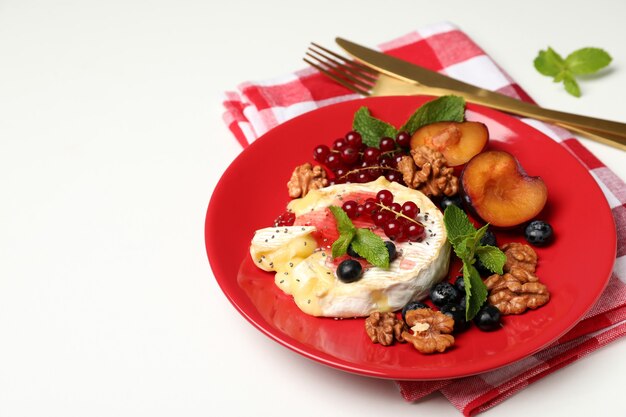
left=1, top=0, right=625, bottom=416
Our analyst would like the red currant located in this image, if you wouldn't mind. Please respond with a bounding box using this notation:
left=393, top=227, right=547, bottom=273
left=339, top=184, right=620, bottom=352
left=401, top=201, right=419, bottom=219
left=340, top=147, right=359, bottom=165
left=390, top=202, right=402, bottom=213
left=333, top=138, right=347, bottom=151
left=334, top=167, right=347, bottom=178
left=342, top=200, right=359, bottom=219
left=363, top=147, right=381, bottom=163
left=376, top=189, right=394, bottom=206
left=385, top=171, right=402, bottom=183
left=325, top=153, right=342, bottom=169
left=373, top=210, right=392, bottom=226
left=274, top=211, right=295, bottom=227
left=356, top=204, right=366, bottom=217
left=379, top=137, right=396, bottom=152
left=313, top=145, right=330, bottom=162
left=396, top=131, right=411, bottom=148
left=363, top=198, right=377, bottom=214
left=356, top=171, right=371, bottom=183
left=378, top=155, right=394, bottom=168
left=383, top=220, right=402, bottom=240
left=405, top=223, right=426, bottom=242
left=393, top=153, right=405, bottom=166
left=345, top=131, right=362, bottom=148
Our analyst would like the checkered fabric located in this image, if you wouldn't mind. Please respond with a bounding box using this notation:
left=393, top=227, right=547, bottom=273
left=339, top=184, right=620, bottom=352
left=222, top=21, right=626, bottom=416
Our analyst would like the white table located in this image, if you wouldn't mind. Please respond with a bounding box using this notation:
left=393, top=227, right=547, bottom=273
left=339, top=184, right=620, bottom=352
left=1, top=1, right=624, bottom=416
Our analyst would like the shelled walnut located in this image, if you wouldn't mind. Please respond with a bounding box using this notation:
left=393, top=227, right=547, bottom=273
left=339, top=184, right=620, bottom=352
left=484, top=269, right=550, bottom=315
left=397, top=146, right=458, bottom=197
left=365, top=311, right=407, bottom=346
left=287, top=163, right=328, bottom=198
left=501, top=242, right=538, bottom=273
left=484, top=243, right=550, bottom=315
left=401, top=309, right=454, bottom=354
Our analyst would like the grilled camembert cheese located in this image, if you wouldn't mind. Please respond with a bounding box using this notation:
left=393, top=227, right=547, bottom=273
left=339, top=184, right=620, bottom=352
left=250, top=177, right=450, bottom=317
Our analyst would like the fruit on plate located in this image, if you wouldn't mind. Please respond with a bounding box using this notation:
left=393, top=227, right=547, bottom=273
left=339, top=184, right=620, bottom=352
left=524, top=220, right=554, bottom=246
left=460, top=151, right=548, bottom=228
left=410, top=121, right=489, bottom=166
left=249, top=177, right=451, bottom=317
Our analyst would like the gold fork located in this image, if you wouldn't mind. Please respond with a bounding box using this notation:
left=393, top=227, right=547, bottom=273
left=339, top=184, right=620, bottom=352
left=303, top=43, right=626, bottom=151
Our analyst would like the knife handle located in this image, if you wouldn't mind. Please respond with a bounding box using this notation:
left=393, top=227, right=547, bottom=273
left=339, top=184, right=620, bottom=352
left=436, top=89, right=626, bottom=148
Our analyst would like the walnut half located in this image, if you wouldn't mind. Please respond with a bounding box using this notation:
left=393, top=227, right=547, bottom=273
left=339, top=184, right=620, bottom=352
left=397, top=146, right=458, bottom=197
left=401, top=309, right=455, bottom=354
left=287, top=163, right=328, bottom=198
left=485, top=267, right=550, bottom=315
left=501, top=242, right=538, bottom=273
left=365, top=312, right=407, bottom=346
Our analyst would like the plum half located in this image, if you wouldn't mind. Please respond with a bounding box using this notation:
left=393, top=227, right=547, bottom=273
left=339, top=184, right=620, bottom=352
left=460, top=151, right=548, bottom=228
left=410, top=121, right=488, bottom=166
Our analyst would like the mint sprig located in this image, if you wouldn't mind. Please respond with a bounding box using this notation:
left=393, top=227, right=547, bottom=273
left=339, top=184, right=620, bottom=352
left=352, top=95, right=466, bottom=147
left=534, top=47, right=612, bottom=97
left=329, top=206, right=389, bottom=268
left=352, top=107, right=398, bottom=147
left=399, top=95, right=465, bottom=134
left=443, top=205, right=506, bottom=320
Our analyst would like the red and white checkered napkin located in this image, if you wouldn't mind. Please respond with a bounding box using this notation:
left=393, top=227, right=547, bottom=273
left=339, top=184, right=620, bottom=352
left=223, top=22, right=626, bottom=416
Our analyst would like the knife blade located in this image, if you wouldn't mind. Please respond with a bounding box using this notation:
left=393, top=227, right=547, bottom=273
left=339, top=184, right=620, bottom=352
left=335, top=37, right=626, bottom=150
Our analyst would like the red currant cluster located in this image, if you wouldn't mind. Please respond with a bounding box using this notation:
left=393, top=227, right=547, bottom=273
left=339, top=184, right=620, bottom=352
left=341, top=190, right=426, bottom=242
left=274, top=211, right=295, bottom=227
left=313, top=131, right=412, bottom=185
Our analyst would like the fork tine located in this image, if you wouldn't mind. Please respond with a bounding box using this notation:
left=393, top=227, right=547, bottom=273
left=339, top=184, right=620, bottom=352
left=303, top=57, right=371, bottom=96
left=310, top=43, right=379, bottom=77
left=307, top=44, right=378, bottom=85
left=304, top=51, right=375, bottom=91
left=304, top=42, right=382, bottom=97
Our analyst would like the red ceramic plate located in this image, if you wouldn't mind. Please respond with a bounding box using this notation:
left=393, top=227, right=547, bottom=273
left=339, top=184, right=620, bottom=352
left=206, top=96, right=616, bottom=380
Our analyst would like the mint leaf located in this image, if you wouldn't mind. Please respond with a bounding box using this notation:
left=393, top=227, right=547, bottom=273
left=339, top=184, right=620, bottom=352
left=351, top=229, right=389, bottom=268
left=563, top=73, right=581, bottom=97
left=328, top=206, right=388, bottom=267
left=399, top=95, right=465, bottom=134
left=566, top=47, right=612, bottom=75
left=553, top=71, right=567, bottom=83
left=533, top=47, right=565, bottom=77
left=443, top=206, right=505, bottom=320
left=329, top=206, right=356, bottom=258
left=329, top=206, right=355, bottom=235
left=463, top=263, right=488, bottom=320
left=352, top=107, right=398, bottom=147
left=443, top=205, right=476, bottom=247
left=331, top=231, right=355, bottom=258
left=473, top=224, right=489, bottom=251
left=451, top=234, right=474, bottom=260
left=475, top=246, right=506, bottom=275
left=534, top=46, right=612, bottom=97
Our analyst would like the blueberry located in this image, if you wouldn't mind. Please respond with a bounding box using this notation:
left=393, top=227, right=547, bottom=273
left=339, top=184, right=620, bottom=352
left=439, top=195, right=463, bottom=211
left=473, top=305, right=501, bottom=331
left=453, top=275, right=465, bottom=294
left=458, top=294, right=467, bottom=310
left=440, top=304, right=469, bottom=333
left=385, top=241, right=398, bottom=262
left=336, top=259, right=363, bottom=283
left=347, top=243, right=362, bottom=259
left=401, top=301, right=430, bottom=322
left=525, top=220, right=553, bottom=247
left=480, top=229, right=497, bottom=247
left=429, top=282, right=460, bottom=307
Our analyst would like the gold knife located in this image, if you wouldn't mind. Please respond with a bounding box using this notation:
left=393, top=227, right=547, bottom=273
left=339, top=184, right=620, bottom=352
left=336, top=37, right=626, bottom=151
